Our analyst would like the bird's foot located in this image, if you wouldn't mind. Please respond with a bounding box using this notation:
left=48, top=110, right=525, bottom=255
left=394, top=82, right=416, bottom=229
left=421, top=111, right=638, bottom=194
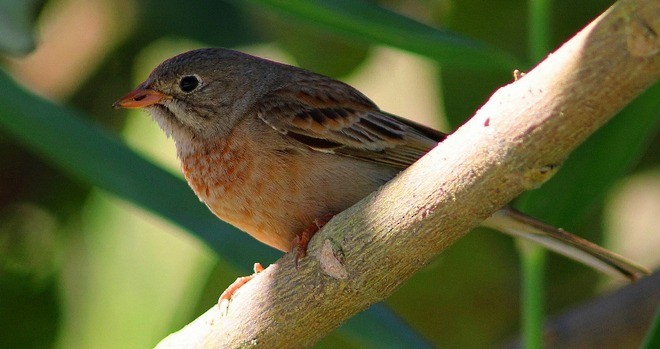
left=218, top=262, right=265, bottom=313
left=293, top=214, right=335, bottom=267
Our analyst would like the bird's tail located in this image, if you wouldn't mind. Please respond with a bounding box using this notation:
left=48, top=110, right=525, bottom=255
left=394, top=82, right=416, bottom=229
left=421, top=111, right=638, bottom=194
left=482, top=206, right=650, bottom=281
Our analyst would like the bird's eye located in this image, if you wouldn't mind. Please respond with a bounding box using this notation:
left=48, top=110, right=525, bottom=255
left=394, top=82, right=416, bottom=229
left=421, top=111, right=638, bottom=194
left=179, top=75, right=200, bottom=92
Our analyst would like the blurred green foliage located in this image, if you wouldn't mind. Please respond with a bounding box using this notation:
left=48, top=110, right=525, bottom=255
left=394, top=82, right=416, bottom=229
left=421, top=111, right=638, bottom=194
left=0, top=0, right=43, bottom=54
left=643, top=308, right=660, bottom=349
left=0, top=0, right=657, bottom=348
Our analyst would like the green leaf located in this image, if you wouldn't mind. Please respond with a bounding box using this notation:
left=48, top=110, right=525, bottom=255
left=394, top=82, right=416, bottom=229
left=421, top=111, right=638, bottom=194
left=0, top=0, right=40, bottom=55
left=335, top=307, right=432, bottom=348
left=0, top=68, right=428, bottom=348
left=257, top=15, right=372, bottom=78
left=643, top=306, right=660, bottom=349
left=138, top=0, right=259, bottom=48
left=244, top=0, right=522, bottom=70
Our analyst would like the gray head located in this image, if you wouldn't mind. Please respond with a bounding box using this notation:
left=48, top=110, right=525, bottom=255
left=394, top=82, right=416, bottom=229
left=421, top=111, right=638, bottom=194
left=114, top=48, right=290, bottom=144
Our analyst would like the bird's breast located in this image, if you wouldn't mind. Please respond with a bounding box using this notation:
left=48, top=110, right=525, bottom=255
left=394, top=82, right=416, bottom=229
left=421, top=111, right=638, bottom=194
left=181, top=139, right=251, bottom=199
left=179, top=132, right=303, bottom=251
left=178, top=124, right=398, bottom=252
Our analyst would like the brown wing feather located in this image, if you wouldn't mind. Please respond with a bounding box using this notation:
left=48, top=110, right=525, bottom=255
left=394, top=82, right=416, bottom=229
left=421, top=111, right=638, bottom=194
left=256, top=78, right=446, bottom=169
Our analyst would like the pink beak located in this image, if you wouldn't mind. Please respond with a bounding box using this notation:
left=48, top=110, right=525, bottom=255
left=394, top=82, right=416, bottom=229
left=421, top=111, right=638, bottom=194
left=113, top=88, right=171, bottom=109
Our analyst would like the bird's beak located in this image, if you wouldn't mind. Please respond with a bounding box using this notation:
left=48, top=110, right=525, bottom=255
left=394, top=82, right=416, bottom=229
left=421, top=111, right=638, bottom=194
left=112, top=88, right=171, bottom=109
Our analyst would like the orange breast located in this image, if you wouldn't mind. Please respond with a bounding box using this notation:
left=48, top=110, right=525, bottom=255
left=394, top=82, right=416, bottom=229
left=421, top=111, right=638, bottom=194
left=178, top=121, right=397, bottom=253
left=180, top=130, right=303, bottom=252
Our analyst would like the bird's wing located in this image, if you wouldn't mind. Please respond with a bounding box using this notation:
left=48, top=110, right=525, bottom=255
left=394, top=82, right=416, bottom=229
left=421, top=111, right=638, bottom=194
left=256, top=79, right=446, bottom=169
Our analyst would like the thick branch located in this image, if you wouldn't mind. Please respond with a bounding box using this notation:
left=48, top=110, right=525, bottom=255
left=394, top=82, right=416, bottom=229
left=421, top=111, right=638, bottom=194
left=156, top=0, right=659, bottom=347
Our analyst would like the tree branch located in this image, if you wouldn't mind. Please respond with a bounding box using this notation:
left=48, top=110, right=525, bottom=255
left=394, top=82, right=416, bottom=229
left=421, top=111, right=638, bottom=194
left=156, top=0, right=659, bottom=347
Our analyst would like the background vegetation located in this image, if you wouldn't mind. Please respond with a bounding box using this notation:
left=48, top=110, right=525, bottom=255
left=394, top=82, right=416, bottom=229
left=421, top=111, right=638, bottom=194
left=0, top=0, right=658, bottom=348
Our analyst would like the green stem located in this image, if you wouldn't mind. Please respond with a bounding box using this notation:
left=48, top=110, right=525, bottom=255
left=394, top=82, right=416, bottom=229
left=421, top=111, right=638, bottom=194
left=528, top=0, right=551, bottom=62
left=519, top=241, right=547, bottom=349
left=521, top=0, right=552, bottom=348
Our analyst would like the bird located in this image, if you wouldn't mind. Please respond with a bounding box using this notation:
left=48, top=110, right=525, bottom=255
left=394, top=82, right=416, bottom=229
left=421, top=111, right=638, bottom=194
left=113, top=48, right=649, bottom=299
